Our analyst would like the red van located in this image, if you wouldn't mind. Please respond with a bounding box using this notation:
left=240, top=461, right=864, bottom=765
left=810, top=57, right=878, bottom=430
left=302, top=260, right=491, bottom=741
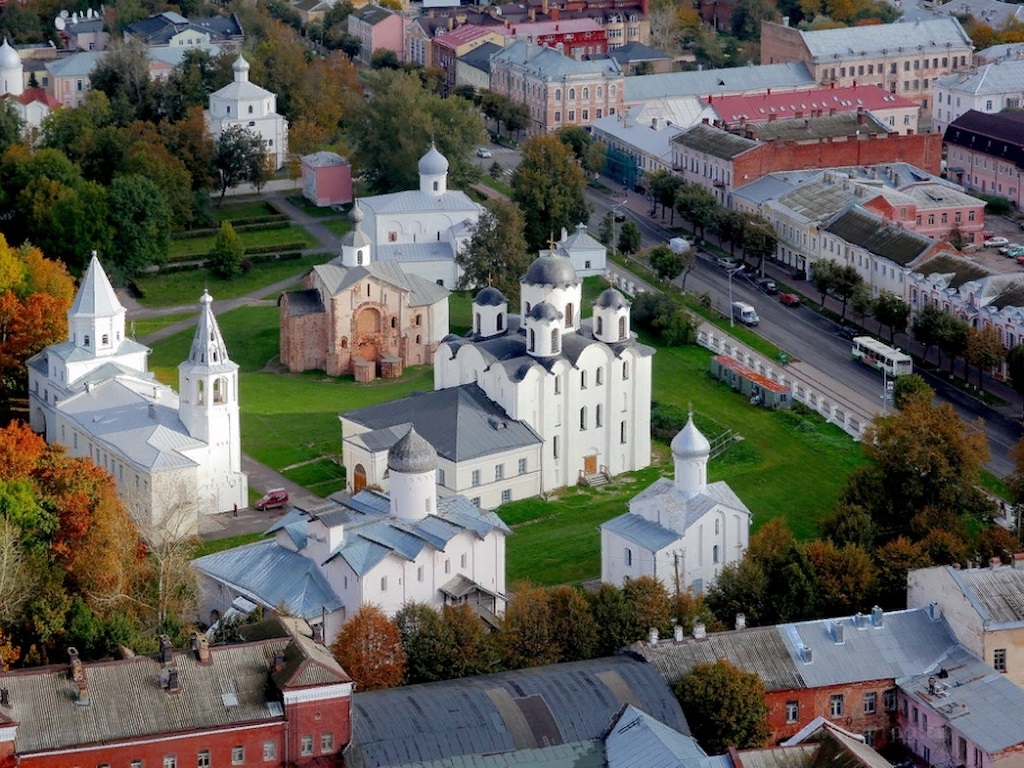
left=256, top=488, right=289, bottom=511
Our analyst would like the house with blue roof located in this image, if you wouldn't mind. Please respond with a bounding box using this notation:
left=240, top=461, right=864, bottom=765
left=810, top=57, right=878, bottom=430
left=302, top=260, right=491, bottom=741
left=194, top=428, right=510, bottom=642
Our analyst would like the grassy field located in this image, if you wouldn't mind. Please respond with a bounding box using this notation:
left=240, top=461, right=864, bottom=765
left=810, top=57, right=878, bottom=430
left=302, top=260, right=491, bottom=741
left=323, top=219, right=353, bottom=238
left=129, top=313, right=195, bottom=338
left=216, top=200, right=279, bottom=221
left=169, top=226, right=317, bottom=260
left=134, top=253, right=330, bottom=308
left=286, top=196, right=343, bottom=218
left=193, top=531, right=264, bottom=559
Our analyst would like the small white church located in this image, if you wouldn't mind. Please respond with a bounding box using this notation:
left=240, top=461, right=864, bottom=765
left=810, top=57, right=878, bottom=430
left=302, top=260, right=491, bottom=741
left=27, top=255, right=248, bottom=537
left=206, top=54, right=288, bottom=169
left=600, top=414, right=751, bottom=594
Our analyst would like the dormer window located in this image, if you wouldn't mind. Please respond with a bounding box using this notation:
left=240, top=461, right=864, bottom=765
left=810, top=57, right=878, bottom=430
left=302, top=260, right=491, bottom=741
left=83, top=335, right=90, bottom=347
left=248, top=105, right=253, bottom=114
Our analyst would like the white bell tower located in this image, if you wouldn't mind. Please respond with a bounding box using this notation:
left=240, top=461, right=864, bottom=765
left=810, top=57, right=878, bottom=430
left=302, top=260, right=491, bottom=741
left=672, top=412, right=710, bottom=500
left=67, top=252, right=126, bottom=358
left=340, top=202, right=371, bottom=268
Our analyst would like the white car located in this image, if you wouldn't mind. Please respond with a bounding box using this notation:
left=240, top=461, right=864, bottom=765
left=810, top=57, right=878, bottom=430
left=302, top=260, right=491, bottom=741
left=476, top=147, right=493, bottom=158
left=984, top=236, right=1009, bottom=248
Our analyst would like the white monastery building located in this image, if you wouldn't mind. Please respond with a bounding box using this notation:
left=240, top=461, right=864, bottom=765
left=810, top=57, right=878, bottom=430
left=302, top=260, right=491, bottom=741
left=206, top=54, right=288, bottom=169
left=193, top=427, right=510, bottom=642
left=601, top=414, right=751, bottom=593
left=27, top=255, right=247, bottom=536
left=434, top=254, right=654, bottom=492
left=355, top=143, right=483, bottom=288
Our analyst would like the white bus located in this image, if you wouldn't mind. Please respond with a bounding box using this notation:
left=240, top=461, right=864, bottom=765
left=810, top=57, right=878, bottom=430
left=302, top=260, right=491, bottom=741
left=851, top=336, right=913, bottom=377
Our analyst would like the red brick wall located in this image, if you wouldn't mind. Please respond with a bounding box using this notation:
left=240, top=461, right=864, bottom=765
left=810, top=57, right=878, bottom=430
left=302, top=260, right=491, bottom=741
left=285, top=698, right=350, bottom=764
left=760, top=22, right=810, bottom=67
left=767, top=680, right=896, bottom=747
left=733, top=132, right=942, bottom=190
left=281, top=297, right=328, bottom=374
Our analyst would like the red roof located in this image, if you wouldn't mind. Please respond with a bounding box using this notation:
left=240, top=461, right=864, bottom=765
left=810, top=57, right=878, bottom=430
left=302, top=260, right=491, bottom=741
left=433, top=24, right=501, bottom=49
left=713, top=355, right=790, bottom=394
left=708, top=84, right=916, bottom=125
left=1, top=87, right=61, bottom=109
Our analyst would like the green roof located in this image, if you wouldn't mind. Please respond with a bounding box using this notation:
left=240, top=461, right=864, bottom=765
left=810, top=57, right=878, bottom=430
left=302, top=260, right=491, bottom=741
left=914, top=254, right=991, bottom=289
left=825, top=208, right=930, bottom=266
left=671, top=123, right=758, bottom=160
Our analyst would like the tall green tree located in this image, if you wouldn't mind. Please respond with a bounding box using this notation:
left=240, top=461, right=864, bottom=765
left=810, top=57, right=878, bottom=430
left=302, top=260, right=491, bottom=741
left=874, top=291, right=910, bottom=342
left=739, top=214, right=777, bottom=271
left=965, top=325, right=1006, bottom=391
left=673, top=660, right=770, bottom=753
left=89, top=37, right=153, bottom=125
left=648, top=244, right=690, bottom=288
left=497, top=583, right=559, bottom=669
left=213, top=125, right=265, bottom=202
left=107, top=174, right=171, bottom=280
left=833, top=264, right=865, bottom=320
left=456, top=198, right=531, bottom=306
left=208, top=221, right=245, bottom=279
left=617, top=220, right=642, bottom=255
left=587, top=583, right=633, bottom=655
left=811, top=258, right=838, bottom=307
left=548, top=585, right=597, bottom=662
left=674, top=184, right=720, bottom=241
left=936, top=313, right=970, bottom=375
left=0, top=101, right=23, bottom=157
left=511, top=135, right=590, bottom=252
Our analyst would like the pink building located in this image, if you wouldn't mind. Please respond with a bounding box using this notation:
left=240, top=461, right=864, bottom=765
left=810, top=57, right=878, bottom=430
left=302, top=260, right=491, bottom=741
left=301, top=152, right=353, bottom=208
left=944, top=110, right=1024, bottom=208
left=431, top=25, right=506, bottom=95
left=347, top=4, right=406, bottom=67
left=862, top=181, right=985, bottom=244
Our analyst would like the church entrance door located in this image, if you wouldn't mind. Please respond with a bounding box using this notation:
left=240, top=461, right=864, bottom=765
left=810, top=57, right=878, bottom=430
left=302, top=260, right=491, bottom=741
left=353, top=464, right=367, bottom=492
left=584, top=455, right=597, bottom=475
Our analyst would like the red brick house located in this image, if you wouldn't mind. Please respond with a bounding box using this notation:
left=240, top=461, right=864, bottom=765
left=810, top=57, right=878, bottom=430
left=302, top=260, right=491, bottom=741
left=0, top=618, right=352, bottom=768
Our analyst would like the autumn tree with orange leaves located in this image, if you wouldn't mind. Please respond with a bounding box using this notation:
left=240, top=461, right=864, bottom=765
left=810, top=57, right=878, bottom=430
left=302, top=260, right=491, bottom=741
left=331, top=604, right=405, bottom=691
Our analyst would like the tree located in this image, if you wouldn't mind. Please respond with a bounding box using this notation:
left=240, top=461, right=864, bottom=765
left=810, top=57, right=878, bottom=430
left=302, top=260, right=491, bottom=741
left=674, top=184, right=720, bottom=241
left=893, top=374, right=933, bottom=410
left=647, top=169, right=682, bottom=223
left=874, top=291, right=910, bottom=342
left=496, top=583, right=559, bottom=669
left=107, top=174, right=171, bottom=280
left=820, top=503, right=876, bottom=549
left=584, top=141, right=606, bottom=177
left=965, top=325, right=1005, bottom=391
left=330, top=604, right=404, bottom=690
left=443, top=603, right=497, bottom=678
left=0, top=101, right=22, bottom=157
left=872, top=536, right=927, bottom=608
left=673, top=660, right=770, bottom=753
left=803, top=540, right=875, bottom=616
left=89, top=37, right=154, bottom=125
left=649, top=244, right=686, bottom=284
left=456, top=198, right=531, bottom=306
left=213, top=125, right=265, bottom=202
left=511, top=135, right=590, bottom=252
left=833, top=264, right=865, bottom=320
left=370, top=49, right=402, bottom=69
left=739, top=214, right=777, bottom=271
left=623, top=575, right=672, bottom=639
left=395, top=602, right=454, bottom=684
left=851, top=284, right=874, bottom=326
left=1007, top=343, right=1024, bottom=417
left=811, top=259, right=838, bottom=307
left=598, top=214, right=614, bottom=246
left=706, top=559, right=769, bottom=627
left=731, top=0, right=781, bottom=39
left=208, top=221, right=246, bottom=279
left=617, top=220, right=642, bottom=255
left=716, top=209, right=746, bottom=257
left=587, top=583, right=633, bottom=656
left=936, top=313, right=969, bottom=375
left=556, top=125, right=591, bottom=162
left=548, top=585, right=597, bottom=662
left=913, top=304, right=945, bottom=365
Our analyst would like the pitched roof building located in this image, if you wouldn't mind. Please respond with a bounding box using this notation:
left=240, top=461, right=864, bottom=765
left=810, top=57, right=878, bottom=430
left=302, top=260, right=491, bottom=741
left=206, top=54, right=288, bottom=169
left=943, top=110, right=1024, bottom=207
left=124, top=11, right=244, bottom=47
left=0, top=617, right=352, bottom=768
left=932, top=59, right=1024, bottom=134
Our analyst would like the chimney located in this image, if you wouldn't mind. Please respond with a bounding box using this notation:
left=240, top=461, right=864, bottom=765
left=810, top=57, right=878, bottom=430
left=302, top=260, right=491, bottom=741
left=782, top=15, right=789, bottom=26
left=853, top=611, right=864, bottom=628
left=928, top=676, right=937, bottom=695
left=928, top=601, right=942, bottom=622
left=857, top=106, right=867, bottom=125
left=148, top=403, right=157, bottom=420
left=871, top=605, right=884, bottom=627
left=693, top=622, right=706, bottom=640
left=1013, top=553, right=1024, bottom=570
left=768, top=112, right=777, bottom=122
left=674, top=624, right=684, bottom=642
left=990, top=556, right=1002, bottom=568
left=0, top=689, right=9, bottom=709
left=701, top=117, right=709, bottom=125
left=192, top=632, right=211, bottom=665
left=165, top=669, right=182, bottom=694
left=159, top=635, right=173, bottom=665
left=272, top=651, right=286, bottom=673
left=312, top=624, right=325, bottom=645
left=648, top=628, right=659, bottom=645
left=800, top=645, right=813, bottom=663
left=735, top=613, right=746, bottom=631
left=68, top=647, right=89, bottom=706
left=832, top=621, right=844, bottom=644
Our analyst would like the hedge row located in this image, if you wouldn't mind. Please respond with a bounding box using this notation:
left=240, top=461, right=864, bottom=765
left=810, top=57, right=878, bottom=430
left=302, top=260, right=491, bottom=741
left=142, top=249, right=318, bottom=279
left=244, top=241, right=308, bottom=255
left=172, top=216, right=290, bottom=239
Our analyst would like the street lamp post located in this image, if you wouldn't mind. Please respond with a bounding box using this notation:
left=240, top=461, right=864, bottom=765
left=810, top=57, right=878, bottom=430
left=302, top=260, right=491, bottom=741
left=727, top=266, right=741, bottom=327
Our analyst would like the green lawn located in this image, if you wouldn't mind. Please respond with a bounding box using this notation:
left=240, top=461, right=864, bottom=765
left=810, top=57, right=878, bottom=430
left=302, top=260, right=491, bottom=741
left=169, top=226, right=316, bottom=260
left=193, top=531, right=264, bottom=558
left=128, top=313, right=195, bottom=338
left=286, top=195, right=346, bottom=218
left=134, top=253, right=331, bottom=308
left=323, top=219, right=353, bottom=238
left=215, top=200, right=279, bottom=222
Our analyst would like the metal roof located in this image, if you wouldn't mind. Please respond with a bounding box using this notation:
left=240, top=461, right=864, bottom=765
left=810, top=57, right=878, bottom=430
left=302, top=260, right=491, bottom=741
left=458, top=41, right=503, bottom=73
left=913, top=253, right=992, bottom=289
left=936, top=0, right=1024, bottom=28
left=934, top=59, right=1024, bottom=96
left=824, top=207, right=932, bottom=266
left=192, top=540, right=344, bottom=619
left=625, top=478, right=751, bottom=538
left=70, top=254, right=123, bottom=319
left=492, top=41, right=622, bottom=80
left=779, top=608, right=957, bottom=688
left=772, top=175, right=859, bottom=223
left=391, top=740, right=605, bottom=767
left=899, top=645, right=1024, bottom=754
left=625, top=62, right=815, bottom=102
left=601, top=512, right=691, bottom=552
left=310, top=260, right=450, bottom=307
left=634, top=626, right=805, bottom=691
left=360, top=188, right=481, bottom=216
left=711, top=84, right=916, bottom=124
left=745, top=111, right=889, bottom=142
left=345, top=656, right=689, bottom=768
left=671, top=123, right=759, bottom=160
left=797, top=17, right=971, bottom=60
left=604, top=704, right=711, bottom=768
left=946, top=565, right=1024, bottom=624
left=343, top=384, right=542, bottom=463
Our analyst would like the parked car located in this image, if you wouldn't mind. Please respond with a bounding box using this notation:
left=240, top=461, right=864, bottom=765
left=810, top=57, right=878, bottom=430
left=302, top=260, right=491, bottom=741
left=1007, top=246, right=1024, bottom=259
left=476, top=147, right=492, bottom=158
left=780, top=292, right=801, bottom=306
left=837, top=325, right=859, bottom=340
left=984, top=236, right=1009, bottom=248
left=716, top=257, right=740, bottom=270
left=998, top=243, right=1018, bottom=254
left=755, top=277, right=778, bottom=294
left=256, top=488, right=289, bottom=511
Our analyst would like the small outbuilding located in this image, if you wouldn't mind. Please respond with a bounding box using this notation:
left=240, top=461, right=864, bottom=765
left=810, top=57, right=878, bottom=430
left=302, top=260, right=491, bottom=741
left=300, top=151, right=353, bottom=208
left=709, top=354, right=791, bottom=409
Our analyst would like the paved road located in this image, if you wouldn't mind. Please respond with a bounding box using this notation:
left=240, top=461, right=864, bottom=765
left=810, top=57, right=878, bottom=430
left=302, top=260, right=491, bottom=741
left=586, top=187, right=1022, bottom=477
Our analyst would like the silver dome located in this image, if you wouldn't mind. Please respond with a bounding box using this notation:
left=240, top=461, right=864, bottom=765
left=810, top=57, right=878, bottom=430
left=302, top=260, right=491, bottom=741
left=523, top=254, right=579, bottom=287
left=671, top=414, right=710, bottom=459
left=418, top=143, right=449, bottom=176
left=595, top=287, right=629, bottom=310
left=474, top=286, right=507, bottom=307
left=387, top=426, right=437, bottom=474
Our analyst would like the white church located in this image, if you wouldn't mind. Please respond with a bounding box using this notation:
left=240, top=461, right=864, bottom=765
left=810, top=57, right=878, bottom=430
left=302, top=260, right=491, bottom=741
left=193, top=426, right=510, bottom=643
left=0, top=38, right=60, bottom=132
left=27, top=255, right=248, bottom=537
left=600, top=414, right=752, bottom=594
left=206, top=54, right=288, bottom=169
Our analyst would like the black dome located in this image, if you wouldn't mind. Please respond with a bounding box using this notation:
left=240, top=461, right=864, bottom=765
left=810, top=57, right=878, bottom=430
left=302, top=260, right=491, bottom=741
left=595, top=287, right=629, bottom=310
left=523, top=254, right=579, bottom=287
left=474, top=286, right=507, bottom=306
left=526, top=301, right=563, bottom=321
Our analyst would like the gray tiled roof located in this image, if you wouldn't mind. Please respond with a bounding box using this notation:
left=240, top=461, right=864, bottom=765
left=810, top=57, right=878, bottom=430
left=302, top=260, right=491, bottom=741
left=797, top=17, right=971, bottom=60
left=934, top=59, right=1024, bottom=95
left=604, top=704, right=711, bottom=768
left=746, top=111, right=889, bottom=141
left=900, top=645, right=1024, bottom=754
left=492, top=40, right=622, bottom=80
left=374, top=240, right=458, bottom=264
left=945, top=565, right=1024, bottom=625
left=634, top=626, right=805, bottom=690
left=345, top=656, right=689, bottom=768
left=624, top=478, right=752, bottom=538
left=825, top=207, right=932, bottom=266
left=0, top=627, right=313, bottom=753
left=773, top=175, right=859, bottom=223
left=914, top=254, right=992, bottom=289
left=625, top=62, right=815, bottom=102
left=671, top=123, right=759, bottom=160
left=311, top=260, right=449, bottom=307
left=342, top=384, right=543, bottom=463
left=192, top=540, right=344, bottom=619
left=458, top=41, right=503, bottom=74
left=359, top=188, right=480, bottom=216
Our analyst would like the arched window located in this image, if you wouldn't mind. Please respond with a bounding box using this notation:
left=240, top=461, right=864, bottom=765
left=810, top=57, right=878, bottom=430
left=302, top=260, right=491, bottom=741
left=582, top=87, right=589, bottom=99
left=555, top=88, right=562, bottom=100
left=596, top=316, right=603, bottom=335
left=101, top=334, right=109, bottom=346
left=622, top=361, right=629, bottom=379
left=529, top=329, right=536, bottom=352
left=391, top=317, right=397, bottom=329
left=618, top=316, right=626, bottom=339
left=433, top=181, right=439, bottom=191
left=475, top=313, right=481, bottom=334
left=580, top=407, right=587, bottom=430
left=248, top=105, right=253, bottom=114
left=581, top=370, right=588, bottom=389
left=620, top=421, right=627, bottom=443
left=569, top=88, right=576, bottom=100
left=596, top=367, right=603, bottom=385
left=381, top=575, right=388, bottom=591
left=565, top=303, right=573, bottom=327
left=196, top=380, right=205, bottom=405
left=496, top=313, right=504, bottom=331
left=551, top=328, right=560, bottom=353
left=341, top=338, right=348, bottom=349
left=84, top=335, right=90, bottom=347
left=415, top=335, right=421, bottom=344
left=595, top=404, right=602, bottom=427
left=713, top=545, right=720, bottom=564
left=597, top=86, right=603, bottom=98
left=213, top=377, right=227, bottom=404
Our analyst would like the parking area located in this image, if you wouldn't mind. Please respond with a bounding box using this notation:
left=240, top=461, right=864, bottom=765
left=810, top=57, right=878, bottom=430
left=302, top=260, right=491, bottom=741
left=970, top=214, right=1024, bottom=272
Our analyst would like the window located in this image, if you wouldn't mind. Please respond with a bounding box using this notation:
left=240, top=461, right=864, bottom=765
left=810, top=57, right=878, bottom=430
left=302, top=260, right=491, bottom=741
left=444, top=558, right=451, bottom=574
left=994, top=648, right=1007, bottom=672
left=622, top=361, right=629, bottom=379
left=495, top=464, right=504, bottom=481
left=553, top=435, right=560, bottom=459
left=263, top=742, right=276, bottom=762
left=596, top=367, right=603, bottom=386
left=301, top=736, right=313, bottom=756
left=830, top=694, right=844, bottom=717
left=786, top=701, right=799, bottom=723
left=322, top=733, right=334, bottom=753
left=625, top=547, right=632, bottom=566
left=554, top=375, right=561, bottom=394
left=471, top=469, right=481, bottom=487
left=863, top=730, right=877, bottom=747
left=581, top=370, right=588, bottom=389
left=501, top=489, right=512, bottom=503
left=620, top=421, right=627, bottom=444
left=580, top=407, right=587, bottom=430
left=551, top=328, right=560, bottom=353
left=232, top=747, right=244, bottom=765
left=959, top=737, right=968, bottom=761
left=565, top=303, right=573, bottom=326
left=912, top=706, right=918, bottom=725
left=417, top=565, right=424, bottom=582
left=582, top=87, right=589, bottom=99
left=884, top=689, right=897, bottom=712
left=596, top=317, right=603, bottom=335
left=198, top=754, right=210, bottom=768
left=568, top=110, right=575, bottom=121
left=437, top=468, right=445, bottom=486
left=518, top=458, right=527, bottom=474
left=165, top=758, right=177, bottom=768
left=595, top=404, right=602, bottom=427
left=461, top=553, right=467, bottom=568
left=712, top=545, right=720, bottom=564
left=864, top=691, right=877, bottom=714
left=569, top=88, right=576, bottom=99
left=380, top=575, right=387, bottom=591
left=84, top=335, right=90, bottom=347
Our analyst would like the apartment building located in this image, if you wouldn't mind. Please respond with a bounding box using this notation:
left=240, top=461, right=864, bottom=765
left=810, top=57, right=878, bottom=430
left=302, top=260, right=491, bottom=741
left=944, top=110, right=1024, bottom=205
left=932, top=60, right=1024, bottom=134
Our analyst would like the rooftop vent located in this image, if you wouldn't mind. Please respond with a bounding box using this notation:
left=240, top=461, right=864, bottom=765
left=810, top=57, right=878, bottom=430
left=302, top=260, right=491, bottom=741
left=674, top=624, right=684, bottom=642
left=832, top=622, right=845, bottom=644
left=735, top=613, right=746, bottom=631
left=159, top=634, right=173, bottom=665
left=871, top=605, right=884, bottom=627
left=928, top=601, right=942, bottom=622
left=800, top=645, right=813, bottom=664
left=693, top=622, right=707, bottom=640
left=648, top=628, right=659, bottom=645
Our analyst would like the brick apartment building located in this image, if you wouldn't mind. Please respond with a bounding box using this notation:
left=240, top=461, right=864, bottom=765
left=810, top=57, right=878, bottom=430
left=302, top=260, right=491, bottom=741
left=944, top=110, right=1024, bottom=207
left=672, top=111, right=942, bottom=205
left=0, top=618, right=352, bottom=768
